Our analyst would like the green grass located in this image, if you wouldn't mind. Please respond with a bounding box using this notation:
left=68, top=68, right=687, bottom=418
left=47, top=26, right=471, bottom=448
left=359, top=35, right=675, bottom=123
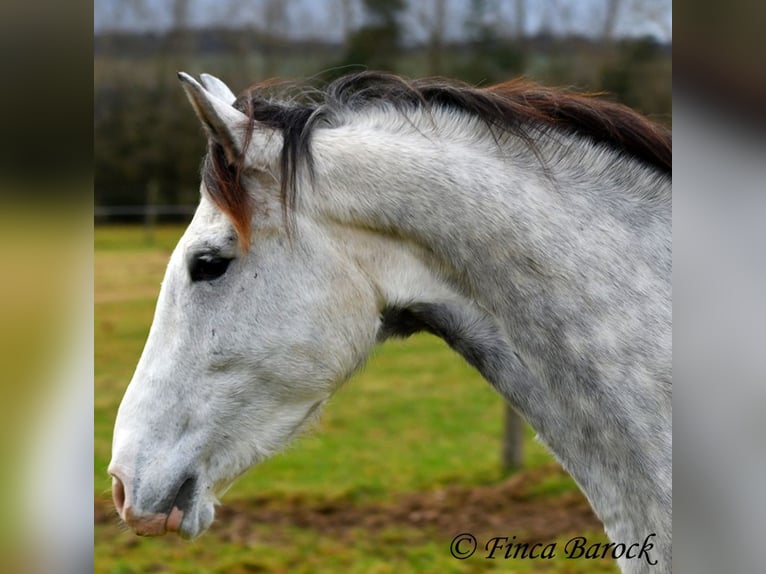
left=94, top=224, right=188, bottom=252
left=95, top=224, right=615, bottom=573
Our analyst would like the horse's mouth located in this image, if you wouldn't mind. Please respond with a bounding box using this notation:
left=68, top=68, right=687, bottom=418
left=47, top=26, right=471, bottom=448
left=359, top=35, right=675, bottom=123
left=169, top=494, right=216, bottom=540
left=116, top=476, right=216, bottom=540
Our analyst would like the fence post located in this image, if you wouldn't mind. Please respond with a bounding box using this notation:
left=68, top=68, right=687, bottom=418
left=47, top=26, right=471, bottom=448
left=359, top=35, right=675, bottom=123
left=501, top=403, right=524, bottom=473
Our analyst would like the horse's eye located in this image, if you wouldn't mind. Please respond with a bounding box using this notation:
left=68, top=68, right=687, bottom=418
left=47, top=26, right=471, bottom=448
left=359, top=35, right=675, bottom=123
left=189, top=255, right=233, bottom=282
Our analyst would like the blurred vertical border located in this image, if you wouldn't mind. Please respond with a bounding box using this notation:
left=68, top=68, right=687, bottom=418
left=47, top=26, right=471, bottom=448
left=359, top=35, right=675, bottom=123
left=0, top=0, right=93, bottom=572
left=674, top=0, right=766, bottom=573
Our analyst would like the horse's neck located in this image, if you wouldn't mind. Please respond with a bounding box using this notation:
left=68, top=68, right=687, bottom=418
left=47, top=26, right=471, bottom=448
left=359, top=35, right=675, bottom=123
left=311, top=124, right=672, bottom=571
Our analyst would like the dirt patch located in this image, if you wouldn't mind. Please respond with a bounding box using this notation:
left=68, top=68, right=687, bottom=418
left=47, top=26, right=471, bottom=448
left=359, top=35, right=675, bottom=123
left=95, top=464, right=603, bottom=545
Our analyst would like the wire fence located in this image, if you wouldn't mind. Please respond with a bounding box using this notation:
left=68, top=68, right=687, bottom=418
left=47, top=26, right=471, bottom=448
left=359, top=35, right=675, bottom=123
left=94, top=205, right=197, bottom=223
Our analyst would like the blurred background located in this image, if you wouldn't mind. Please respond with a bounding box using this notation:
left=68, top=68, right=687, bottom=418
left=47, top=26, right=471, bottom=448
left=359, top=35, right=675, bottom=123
left=92, top=1, right=671, bottom=573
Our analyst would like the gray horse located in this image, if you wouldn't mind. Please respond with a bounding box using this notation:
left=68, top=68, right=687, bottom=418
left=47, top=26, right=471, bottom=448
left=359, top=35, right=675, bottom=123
left=110, top=72, right=671, bottom=574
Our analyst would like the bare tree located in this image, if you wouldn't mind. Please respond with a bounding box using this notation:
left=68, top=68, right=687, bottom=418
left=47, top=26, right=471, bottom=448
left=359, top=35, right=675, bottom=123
left=554, top=0, right=576, bottom=37
left=602, top=0, right=622, bottom=41
left=170, top=0, right=190, bottom=30
left=264, top=0, right=289, bottom=36
left=169, top=0, right=193, bottom=55
left=218, top=0, right=258, bottom=78
left=537, top=0, right=556, bottom=36
left=514, top=0, right=526, bottom=39
left=627, top=0, right=671, bottom=39
left=336, top=0, right=358, bottom=48
left=115, top=0, right=154, bottom=30
left=536, top=0, right=572, bottom=38
left=262, top=0, right=291, bottom=77
left=417, top=0, right=448, bottom=74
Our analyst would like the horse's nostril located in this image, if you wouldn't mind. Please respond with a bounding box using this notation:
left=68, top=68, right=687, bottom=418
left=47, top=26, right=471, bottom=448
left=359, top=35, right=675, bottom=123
left=172, top=476, right=197, bottom=514
left=112, top=475, right=126, bottom=515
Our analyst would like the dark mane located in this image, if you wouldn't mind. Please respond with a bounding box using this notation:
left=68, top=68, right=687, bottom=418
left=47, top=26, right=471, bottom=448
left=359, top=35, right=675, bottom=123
left=202, top=71, right=671, bottom=247
left=202, top=85, right=315, bottom=246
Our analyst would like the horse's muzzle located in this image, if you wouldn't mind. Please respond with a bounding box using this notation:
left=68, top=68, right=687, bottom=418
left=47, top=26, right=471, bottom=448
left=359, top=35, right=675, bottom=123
left=110, top=469, right=193, bottom=536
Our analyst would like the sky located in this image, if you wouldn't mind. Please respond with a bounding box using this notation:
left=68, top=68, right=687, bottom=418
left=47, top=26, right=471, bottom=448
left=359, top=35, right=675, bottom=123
left=94, top=0, right=672, bottom=43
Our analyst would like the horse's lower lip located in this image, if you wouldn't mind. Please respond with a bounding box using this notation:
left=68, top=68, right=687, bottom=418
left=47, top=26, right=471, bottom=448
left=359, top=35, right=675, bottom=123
left=165, top=506, right=184, bottom=533
left=166, top=495, right=216, bottom=540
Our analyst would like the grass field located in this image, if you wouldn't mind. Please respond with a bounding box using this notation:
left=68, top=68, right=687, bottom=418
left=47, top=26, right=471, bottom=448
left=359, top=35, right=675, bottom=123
left=94, top=225, right=618, bottom=573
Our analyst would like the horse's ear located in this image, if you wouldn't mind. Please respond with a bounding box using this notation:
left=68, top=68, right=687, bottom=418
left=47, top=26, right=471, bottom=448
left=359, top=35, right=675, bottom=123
left=178, top=72, right=248, bottom=163
left=199, top=73, right=236, bottom=105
